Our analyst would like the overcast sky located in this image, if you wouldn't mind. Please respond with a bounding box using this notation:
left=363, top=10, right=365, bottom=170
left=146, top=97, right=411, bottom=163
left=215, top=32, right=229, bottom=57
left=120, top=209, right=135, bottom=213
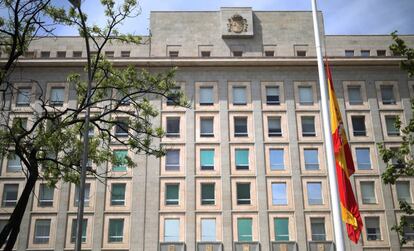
left=53, top=0, right=414, bottom=36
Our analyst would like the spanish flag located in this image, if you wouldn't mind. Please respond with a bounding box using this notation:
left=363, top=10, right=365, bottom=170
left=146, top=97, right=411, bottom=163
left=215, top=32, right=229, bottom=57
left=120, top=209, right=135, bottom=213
left=327, top=62, right=363, bottom=243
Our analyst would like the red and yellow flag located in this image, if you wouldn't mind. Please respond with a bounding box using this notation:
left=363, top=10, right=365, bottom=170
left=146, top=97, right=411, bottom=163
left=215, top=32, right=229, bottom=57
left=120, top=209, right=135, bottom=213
left=326, top=62, right=363, bottom=243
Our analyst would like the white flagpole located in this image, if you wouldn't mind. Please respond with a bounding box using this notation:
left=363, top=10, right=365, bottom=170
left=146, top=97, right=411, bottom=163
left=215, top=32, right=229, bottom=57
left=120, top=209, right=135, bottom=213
left=310, top=0, right=346, bottom=250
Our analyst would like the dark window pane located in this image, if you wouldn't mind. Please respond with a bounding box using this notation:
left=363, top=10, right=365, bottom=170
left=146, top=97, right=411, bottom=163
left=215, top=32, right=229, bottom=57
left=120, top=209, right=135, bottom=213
left=234, top=117, right=248, bottom=137
left=237, top=183, right=251, bottom=205
left=352, top=116, right=366, bottom=136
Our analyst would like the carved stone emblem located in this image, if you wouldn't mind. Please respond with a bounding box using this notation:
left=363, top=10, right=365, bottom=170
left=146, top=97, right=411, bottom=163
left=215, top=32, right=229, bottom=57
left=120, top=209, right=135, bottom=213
left=227, top=14, right=248, bottom=33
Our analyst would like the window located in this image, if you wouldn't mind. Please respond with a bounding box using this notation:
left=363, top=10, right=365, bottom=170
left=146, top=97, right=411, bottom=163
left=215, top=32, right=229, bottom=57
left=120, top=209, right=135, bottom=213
left=201, top=219, right=216, bottom=241
left=403, top=217, right=414, bottom=241
left=274, top=218, right=289, bottom=241
left=201, top=183, right=215, bottom=205
left=361, top=181, right=376, bottom=204
left=361, top=50, right=370, bottom=57
left=233, top=51, right=243, bottom=57
left=298, top=86, right=313, bottom=105
left=113, top=150, right=128, bottom=171
left=165, top=184, right=179, bottom=205
left=115, top=118, right=128, bottom=137
left=396, top=181, right=411, bottom=202
left=268, top=117, right=282, bottom=137
left=169, top=51, right=179, bottom=57
left=121, top=51, right=130, bottom=57
left=164, top=219, right=180, bottom=242
left=265, top=50, right=275, bottom=57
left=307, top=182, right=322, bottom=205
left=355, top=148, right=371, bottom=170
left=199, top=87, right=214, bottom=105
left=352, top=116, right=366, bottom=136
left=165, top=149, right=180, bottom=171
left=200, top=149, right=214, bottom=170
left=50, top=87, right=65, bottom=106
left=302, top=116, right=316, bottom=136
left=232, top=86, right=247, bottom=105
left=377, top=50, right=386, bottom=56
left=110, top=183, right=126, bottom=206
left=38, top=184, right=54, bottom=207
left=200, top=117, right=214, bottom=137
left=108, top=219, right=124, bottom=242
left=365, top=217, right=381, bottom=241
left=57, top=51, right=66, bottom=58
left=296, top=50, right=306, bottom=56
left=74, top=183, right=90, bottom=207
left=24, top=51, right=36, bottom=58
left=73, top=51, right=82, bottom=57
left=237, top=218, right=252, bottom=241
left=166, top=117, right=180, bottom=137
left=0, top=220, right=7, bottom=241
left=385, top=116, right=399, bottom=136
left=236, top=183, right=251, bottom=205
left=40, top=51, right=50, bottom=58
left=166, top=86, right=180, bottom=106
left=272, top=183, right=287, bottom=205
left=33, top=219, right=51, bottom=244
left=345, top=50, right=354, bottom=57
left=16, top=87, right=31, bottom=106
left=201, top=51, right=211, bottom=57
left=380, top=85, right=396, bottom=105
left=304, top=149, right=319, bottom=170
left=310, top=218, right=326, bottom=241
left=7, top=153, right=22, bottom=172
left=266, top=86, right=280, bottom=105
left=13, top=117, right=28, bottom=130
left=2, top=184, right=18, bottom=207
left=269, top=149, right=284, bottom=170
left=70, top=219, right=87, bottom=243
left=105, top=51, right=114, bottom=58
left=234, top=117, right=248, bottom=137
left=235, top=149, right=249, bottom=170
left=348, top=86, right=363, bottom=105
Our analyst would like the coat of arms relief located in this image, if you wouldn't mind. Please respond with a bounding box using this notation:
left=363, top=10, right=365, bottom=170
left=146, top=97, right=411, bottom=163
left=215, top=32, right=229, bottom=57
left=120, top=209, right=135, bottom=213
left=227, top=14, right=248, bottom=33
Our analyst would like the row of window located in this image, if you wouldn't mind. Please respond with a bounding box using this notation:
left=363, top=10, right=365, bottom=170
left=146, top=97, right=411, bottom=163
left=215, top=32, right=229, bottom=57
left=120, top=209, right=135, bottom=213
left=345, top=49, right=387, bottom=57
left=22, top=50, right=132, bottom=59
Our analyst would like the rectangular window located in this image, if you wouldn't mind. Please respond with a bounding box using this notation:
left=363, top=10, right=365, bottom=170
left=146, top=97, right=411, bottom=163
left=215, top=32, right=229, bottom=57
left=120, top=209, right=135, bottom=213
left=165, top=149, right=180, bottom=171
left=233, top=86, right=247, bottom=105
left=108, top=219, right=124, bottom=242
left=385, top=116, right=399, bottom=136
left=164, top=219, right=180, bottom=242
left=233, top=51, right=243, bottom=57
left=201, top=219, right=216, bottom=241
left=296, top=50, right=306, bottom=57
left=166, top=86, right=180, bottom=106
left=265, top=50, right=275, bottom=57
left=307, top=182, right=323, bottom=205
left=268, top=117, right=282, bottom=137
left=236, top=183, right=251, bottom=205
left=121, top=51, right=130, bottom=58
left=16, top=87, right=31, bottom=106
left=348, top=86, right=363, bottom=105
left=33, top=219, right=51, bottom=244
left=356, top=148, right=372, bottom=170
left=201, top=183, right=215, bottom=205
left=365, top=217, right=381, bottom=241
left=165, top=184, right=179, bottom=205
left=269, top=149, right=284, bottom=170
left=380, top=85, right=396, bottom=105
left=50, top=87, right=65, bottom=106
left=274, top=218, right=289, bottom=241
left=7, top=153, right=22, bottom=172
left=200, top=149, right=214, bottom=170
left=110, top=183, right=126, bottom=206
left=298, top=86, right=313, bottom=105
left=200, top=117, right=214, bottom=137
left=70, top=219, right=87, bottom=243
left=57, top=51, right=66, bottom=58
left=2, top=184, right=18, bottom=207
left=361, top=181, right=376, bottom=204
left=266, top=86, right=280, bottom=105
left=38, top=184, right=54, bottom=207
left=235, top=149, right=249, bottom=170
left=304, top=149, right=319, bottom=170
left=302, top=116, right=316, bottom=136
left=361, top=50, right=370, bottom=57
left=310, top=218, right=326, bottom=241
left=13, top=117, right=28, bottom=130
left=115, top=118, right=128, bottom=137
left=201, top=51, right=211, bottom=57
left=105, top=51, right=114, bottom=58
left=169, top=51, right=179, bottom=57
left=396, top=181, right=411, bottom=202
left=352, top=116, right=366, bottom=136
left=403, top=217, right=414, bottom=241
left=40, top=51, right=50, bottom=58
left=272, top=183, right=287, bottom=205
left=73, top=51, right=82, bottom=58
left=345, top=50, right=354, bottom=57
left=199, top=87, right=214, bottom=105
left=234, top=117, right=248, bottom=137
left=377, top=50, right=386, bottom=56
left=74, top=183, right=90, bottom=207
left=237, top=218, right=252, bottom=241
left=166, top=117, right=180, bottom=137
left=113, top=150, right=128, bottom=171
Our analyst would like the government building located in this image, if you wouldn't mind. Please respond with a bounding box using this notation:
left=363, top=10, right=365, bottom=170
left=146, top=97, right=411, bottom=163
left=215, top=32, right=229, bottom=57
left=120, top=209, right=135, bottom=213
left=1, top=7, right=414, bottom=251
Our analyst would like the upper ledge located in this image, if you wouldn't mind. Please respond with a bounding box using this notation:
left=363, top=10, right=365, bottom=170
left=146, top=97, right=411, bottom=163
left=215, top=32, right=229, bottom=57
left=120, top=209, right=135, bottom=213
left=4, top=57, right=404, bottom=68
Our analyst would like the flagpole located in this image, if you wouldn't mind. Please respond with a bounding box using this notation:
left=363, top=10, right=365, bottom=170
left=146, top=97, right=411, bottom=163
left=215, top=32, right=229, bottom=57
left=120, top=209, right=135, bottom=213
left=310, top=0, right=346, bottom=250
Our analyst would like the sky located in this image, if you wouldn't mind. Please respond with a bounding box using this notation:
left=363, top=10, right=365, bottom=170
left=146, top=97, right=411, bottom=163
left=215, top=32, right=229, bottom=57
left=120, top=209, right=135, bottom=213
left=51, top=0, right=414, bottom=36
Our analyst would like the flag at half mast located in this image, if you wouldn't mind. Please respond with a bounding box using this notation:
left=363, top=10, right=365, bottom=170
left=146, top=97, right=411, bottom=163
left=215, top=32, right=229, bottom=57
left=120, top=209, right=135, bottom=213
left=326, top=62, right=363, bottom=243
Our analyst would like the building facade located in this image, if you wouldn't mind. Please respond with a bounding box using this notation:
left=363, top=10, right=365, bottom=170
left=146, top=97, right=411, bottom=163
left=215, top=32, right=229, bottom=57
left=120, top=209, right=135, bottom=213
left=1, top=7, right=414, bottom=251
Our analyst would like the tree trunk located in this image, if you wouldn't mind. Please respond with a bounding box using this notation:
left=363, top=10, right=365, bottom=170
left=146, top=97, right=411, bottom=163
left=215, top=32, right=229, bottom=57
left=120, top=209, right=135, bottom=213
left=0, top=172, right=38, bottom=250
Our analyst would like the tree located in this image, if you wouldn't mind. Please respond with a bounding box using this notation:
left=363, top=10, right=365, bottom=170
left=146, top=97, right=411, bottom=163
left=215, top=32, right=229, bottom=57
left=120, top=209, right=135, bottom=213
left=378, top=31, right=414, bottom=245
left=0, top=0, right=188, bottom=250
